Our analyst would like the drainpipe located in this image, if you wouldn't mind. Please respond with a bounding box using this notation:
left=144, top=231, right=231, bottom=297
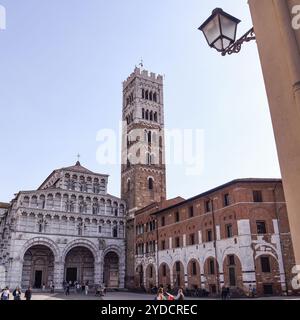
left=155, top=214, right=159, bottom=287
left=273, top=183, right=289, bottom=296
left=211, top=198, right=221, bottom=295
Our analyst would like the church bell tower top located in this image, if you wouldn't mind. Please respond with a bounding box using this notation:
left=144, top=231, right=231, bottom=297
left=123, top=67, right=163, bottom=89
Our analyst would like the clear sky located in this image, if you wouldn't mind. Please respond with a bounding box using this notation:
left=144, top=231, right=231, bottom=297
left=0, top=0, right=281, bottom=202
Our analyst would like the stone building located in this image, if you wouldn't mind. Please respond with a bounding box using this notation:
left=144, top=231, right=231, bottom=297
left=0, top=161, right=126, bottom=290
left=121, top=67, right=167, bottom=288
left=133, top=178, right=296, bottom=297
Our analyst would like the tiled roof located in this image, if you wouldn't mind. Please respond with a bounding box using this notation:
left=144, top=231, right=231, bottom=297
left=61, top=161, right=96, bottom=175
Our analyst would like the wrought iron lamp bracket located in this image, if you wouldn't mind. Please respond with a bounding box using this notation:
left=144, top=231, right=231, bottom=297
left=222, top=27, right=256, bottom=56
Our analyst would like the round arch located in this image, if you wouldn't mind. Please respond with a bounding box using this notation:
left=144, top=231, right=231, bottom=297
left=222, top=254, right=243, bottom=290
left=62, top=239, right=99, bottom=262
left=187, top=259, right=201, bottom=289
left=172, top=260, right=185, bottom=289
left=145, top=264, right=156, bottom=290
left=21, top=244, right=55, bottom=289
left=254, top=253, right=282, bottom=296
left=203, top=256, right=219, bottom=295
left=20, top=237, right=60, bottom=263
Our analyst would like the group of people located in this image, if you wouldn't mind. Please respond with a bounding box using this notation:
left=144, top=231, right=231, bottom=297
left=155, top=287, right=185, bottom=301
left=1, top=286, right=32, bottom=300
left=63, top=280, right=104, bottom=297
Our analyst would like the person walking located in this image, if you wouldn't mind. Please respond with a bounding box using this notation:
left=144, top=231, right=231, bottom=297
left=1, top=287, right=10, bottom=300
left=13, top=287, right=22, bottom=300
left=65, top=283, right=70, bottom=296
left=221, top=286, right=227, bottom=300
left=226, top=287, right=230, bottom=300
left=76, top=282, right=81, bottom=294
left=85, top=282, right=89, bottom=296
left=175, top=288, right=185, bottom=300
left=24, top=287, right=32, bottom=301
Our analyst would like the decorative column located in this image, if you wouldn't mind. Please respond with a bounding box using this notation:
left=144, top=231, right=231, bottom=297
left=119, top=254, right=126, bottom=289
left=53, top=259, right=64, bottom=290
left=184, top=263, right=188, bottom=289
left=94, top=256, right=102, bottom=286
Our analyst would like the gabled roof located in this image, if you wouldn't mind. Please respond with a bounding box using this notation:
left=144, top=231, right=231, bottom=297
left=38, top=161, right=109, bottom=190
left=61, top=161, right=96, bottom=175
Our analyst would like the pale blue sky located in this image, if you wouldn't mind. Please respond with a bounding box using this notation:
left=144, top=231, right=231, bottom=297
left=0, top=0, right=280, bottom=202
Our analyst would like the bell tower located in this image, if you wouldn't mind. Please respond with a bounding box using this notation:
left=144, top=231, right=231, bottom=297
left=121, top=66, right=167, bottom=217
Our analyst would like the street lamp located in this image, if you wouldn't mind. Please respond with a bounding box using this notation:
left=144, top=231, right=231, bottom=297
left=198, top=8, right=255, bottom=56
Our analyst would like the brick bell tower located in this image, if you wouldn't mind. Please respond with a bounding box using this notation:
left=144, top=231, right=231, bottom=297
left=121, top=66, right=167, bottom=288
left=121, top=66, right=167, bottom=216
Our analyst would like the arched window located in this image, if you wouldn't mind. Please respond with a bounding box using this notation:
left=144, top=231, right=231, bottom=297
left=153, top=92, right=157, bottom=102
left=150, top=111, right=153, bottom=121
left=149, top=91, right=153, bottom=101
left=154, top=112, right=158, bottom=122
left=142, top=89, right=145, bottom=99
left=145, top=110, right=149, bottom=120
left=148, top=131, right=152, bottom=144
left=127, top=179, right=131, bottom=192
left=113, top=226, right=118, bottom=238
left=142, top=108, right=145, bottom=119
left=145, top=90, right=149, bottom=100
left=146, top=152, right=151, bottom=165
left=148, top=178, right=154, bottom=190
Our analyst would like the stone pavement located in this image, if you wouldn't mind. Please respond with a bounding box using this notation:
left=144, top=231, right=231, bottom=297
left=4, top=291, right=300, bottom=300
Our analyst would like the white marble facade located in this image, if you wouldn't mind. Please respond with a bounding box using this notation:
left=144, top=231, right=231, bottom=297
left=0, top=162, right=126, bottom=290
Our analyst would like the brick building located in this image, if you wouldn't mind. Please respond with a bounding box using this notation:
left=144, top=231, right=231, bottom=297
left=132, top=178, right=296, bottom=297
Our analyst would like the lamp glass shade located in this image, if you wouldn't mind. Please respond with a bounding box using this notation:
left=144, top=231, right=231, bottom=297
left=199, top=8, right=241, bottom=52
left=201, top=15, right=221, bottom=46
left=220, top=14, right=238, bottom=43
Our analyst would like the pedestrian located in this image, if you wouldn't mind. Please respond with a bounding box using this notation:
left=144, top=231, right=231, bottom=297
left=155, top=287, right=166, bottom=300
left=248, top=285, right=253, bottom=298
left=13, top=287, right=22, bottom=300
left=252, top=286, right=256, bottom=298
left=42, top=283, right=46, bottom=291
left=85, top=282, right=89, bottom=296
left=24, top=287, right=32, bottom=301
left=65, top=283, right=70, bottom=296
left=51, top=284, right=55, bottom=294
left=1, top=287, right=10, bottom=300
left=175, top=288, right=185, bottom=300
left=226, top=287, right=230, bottom=300
left=221, top=286, right=227, bottom=300
left=76, top=282, right=81, bottom=294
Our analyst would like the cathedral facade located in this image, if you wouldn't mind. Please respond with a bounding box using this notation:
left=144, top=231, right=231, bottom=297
left=0, top=162, right=126, bottom=290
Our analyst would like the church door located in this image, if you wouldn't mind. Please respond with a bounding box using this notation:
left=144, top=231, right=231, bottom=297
left=34, top=270, right=43, bottom=288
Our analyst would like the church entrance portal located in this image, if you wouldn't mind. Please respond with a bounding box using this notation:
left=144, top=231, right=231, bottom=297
left=103, top=252, right=119, bottom=288
left=64, top=247, right=94, bottom=285
left=22, top=245, right=54, bottom=289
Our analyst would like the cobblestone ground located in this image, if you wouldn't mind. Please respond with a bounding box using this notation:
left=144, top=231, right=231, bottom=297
left=4, top=291, right=300, bottom=300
